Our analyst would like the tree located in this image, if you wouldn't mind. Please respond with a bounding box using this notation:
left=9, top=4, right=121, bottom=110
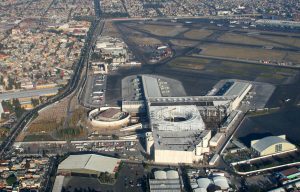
left=25, top=159, right=30, bottom=169
left=6, top=174, right=17, bottom=186
left=0, top=75, right=4, bottom=85
left=7, top=76, right=14, bottom=90
left=31, top=98, right=40, bottom=107
left=12, top=99, right=26, bottom=118
left=112, top=134, right=119, bottom=140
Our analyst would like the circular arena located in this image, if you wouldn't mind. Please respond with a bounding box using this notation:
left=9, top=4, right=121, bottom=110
left=88, top=107, right=130, bottom=129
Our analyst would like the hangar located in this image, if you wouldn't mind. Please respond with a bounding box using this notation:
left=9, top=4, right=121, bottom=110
left=57, top=154, right=121, bottom=177
left=251, top=135, right=297, bottom=156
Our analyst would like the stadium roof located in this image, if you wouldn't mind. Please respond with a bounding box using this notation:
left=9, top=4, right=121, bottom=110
left=58, top=154, right=120, bottom=174
left=149, top=105, right=205, bottom=132
left=251, top=136, right=293, bottom=153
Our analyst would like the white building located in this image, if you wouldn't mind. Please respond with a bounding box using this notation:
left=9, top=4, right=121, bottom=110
left=146, top=105, right=211, bottom=164
left=57, top=154, right=120, bottom=177
left=251, top=135, right=297, bottom=157
left=150, top=170, right=182, bottom=192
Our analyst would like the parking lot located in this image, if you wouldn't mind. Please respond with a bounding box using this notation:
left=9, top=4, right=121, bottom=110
left=81, top=73, right=107, bottom=108
left=14, top=139, right=146, bottom=160
left=61, top=162, right=147, bottom=192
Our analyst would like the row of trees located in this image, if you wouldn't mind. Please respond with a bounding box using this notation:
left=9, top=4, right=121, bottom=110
left=99, top=172, right=115, bottom=184
left=1, top=99, right=26, bottom=118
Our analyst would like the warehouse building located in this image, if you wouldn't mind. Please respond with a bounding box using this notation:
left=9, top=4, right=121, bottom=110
left=57, top=154, right=121, bottom=177
left=193, top=176, right=230, bottom=192
left=251, top=135, right=297, bottom=157
left=149, top=170, right=183, bottom=192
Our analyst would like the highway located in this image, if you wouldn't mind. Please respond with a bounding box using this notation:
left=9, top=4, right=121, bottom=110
left=0, top=87, right=59, bottom=100
left=0, top=6, right=104, bottom=158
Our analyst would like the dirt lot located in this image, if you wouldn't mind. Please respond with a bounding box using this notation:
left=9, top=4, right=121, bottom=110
left=128, top=36, right=162, bottom=46
left=170, top=39, right=198, bottom=47
left=168, top=57, right=209, bottom=70
left=183, top=29, right=214, bottom=39
left=102, top=21, right=121, bottom=37
left=16, top=91, right=89, bottom=141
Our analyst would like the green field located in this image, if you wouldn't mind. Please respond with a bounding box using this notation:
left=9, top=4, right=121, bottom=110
left=168, top=56, right=297, bottom=82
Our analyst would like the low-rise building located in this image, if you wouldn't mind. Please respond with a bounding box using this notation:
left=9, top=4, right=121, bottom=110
left=149, top=170, right=183, bottom=192
left=251, top=135, right=297, bottom=157
left=57, top=154, right=121, bottom=177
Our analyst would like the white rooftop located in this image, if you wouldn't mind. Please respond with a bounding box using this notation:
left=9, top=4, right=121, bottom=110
left=52, top=176, right=64, bottom=192
left=149, top=105, right=205, bottom=131
left=251, top=135, right=294, bottom=153
left=224, top=81, right=251, bottom=97
left=142, top=75, right=162, bottom=98
left=153, top=129, right=211, bottom=151
left=58, top=154, right=120, bottom=174
left=150, top=170, right=182, bottom=192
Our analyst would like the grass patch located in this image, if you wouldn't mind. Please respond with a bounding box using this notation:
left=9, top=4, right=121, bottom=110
left=200, top=43, right=287, bottom=62
left=28, top=120, right=63, bottom=134
left=218, top=33, right=281, bottom=47
left=170, top=39, right=198, bottom=47
left=138, top=24, right=188, bottom=37
left=258, top=73, right=285, bottom=80
left=168, top=57, right=209, bottom=70
left=168, top=56, right=297, bottom=83
left=56, top=127, right=86, bottom=139
left=128, top=36, right=161, bottom=45
left=184, top=29, right=214, bottom=39
left=24, top=134, right=55, bottom=141
left=260, top=35, right=300, bottom=47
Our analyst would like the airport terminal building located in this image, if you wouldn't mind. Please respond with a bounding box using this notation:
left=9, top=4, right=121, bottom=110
left=122, top=75, right=252, bottom=164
